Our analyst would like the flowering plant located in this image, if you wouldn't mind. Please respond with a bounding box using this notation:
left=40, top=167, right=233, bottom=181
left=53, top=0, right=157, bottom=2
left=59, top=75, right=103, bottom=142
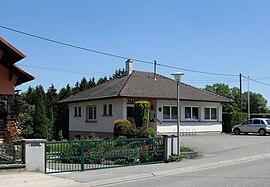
left=5, top=120, right=19, bottom=143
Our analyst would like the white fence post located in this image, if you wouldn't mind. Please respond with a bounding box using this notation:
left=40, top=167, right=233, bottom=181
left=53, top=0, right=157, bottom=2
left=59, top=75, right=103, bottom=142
left=24, top=139, right=46, bottom=173
left=164, top=136, right=177, bottom=162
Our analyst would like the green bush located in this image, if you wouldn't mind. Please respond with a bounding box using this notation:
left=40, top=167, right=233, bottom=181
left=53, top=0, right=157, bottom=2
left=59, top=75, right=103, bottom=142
left=134, top=101, right=151, bottom=128
left=114, top=120, right=134, bottom=138
left=223, top=111, right=247, bottom=133
left=135, top=127, right=157, bottom=138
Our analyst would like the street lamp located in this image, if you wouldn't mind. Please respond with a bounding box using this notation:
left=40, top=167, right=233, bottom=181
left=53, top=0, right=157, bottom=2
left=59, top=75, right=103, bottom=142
left=171, top=72, right=184, bottom=156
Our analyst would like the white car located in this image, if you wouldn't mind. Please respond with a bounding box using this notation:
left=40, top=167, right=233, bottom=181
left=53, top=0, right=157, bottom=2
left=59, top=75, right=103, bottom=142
left=232, top=118, right=270, bottom=136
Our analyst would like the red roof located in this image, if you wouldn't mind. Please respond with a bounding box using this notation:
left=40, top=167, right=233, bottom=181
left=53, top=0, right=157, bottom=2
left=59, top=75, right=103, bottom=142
left=0, top=36, right=34, bottom=85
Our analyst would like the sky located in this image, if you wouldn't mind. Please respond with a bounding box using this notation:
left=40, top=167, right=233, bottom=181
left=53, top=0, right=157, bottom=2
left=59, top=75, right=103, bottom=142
left=1, top=0, right=270, bottom=105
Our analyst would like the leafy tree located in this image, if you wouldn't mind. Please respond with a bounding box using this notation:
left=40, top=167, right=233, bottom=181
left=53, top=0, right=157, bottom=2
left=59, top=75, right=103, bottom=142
left=88, top=77, right=96, bottom=88
left=205, top=83, right=232, bottom=100
left=17, top=104, right=35, bottom=138
left=79, top=77, right=88, bottom=91
left=205, top=83, right=237, bottom=112
left=46, top=85, right=58, bottom=139
left=32, top=85, right=48, bottom=139
left=13, top=68, right=132, bottom=140
left=205, top=83, right=268, bottom=114
left=111, top=68, right=125, bottom=79
left=55, top=85, right=73, bottom=140
left=97, top=76, right=108, bottom=85
left=71, top=81, right=80, bottom=95
left=0, top=97, right=7, bottom=126
left=242, top=92, right=267, bottom=113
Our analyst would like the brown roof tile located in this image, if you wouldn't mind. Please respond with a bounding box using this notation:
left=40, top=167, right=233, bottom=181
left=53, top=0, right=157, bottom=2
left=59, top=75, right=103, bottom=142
left=61, top=71, right=232, bottom=103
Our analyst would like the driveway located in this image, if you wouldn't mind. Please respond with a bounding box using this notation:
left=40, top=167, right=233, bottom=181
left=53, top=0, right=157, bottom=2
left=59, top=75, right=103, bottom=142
left=181, top=133, right=270, bottom=161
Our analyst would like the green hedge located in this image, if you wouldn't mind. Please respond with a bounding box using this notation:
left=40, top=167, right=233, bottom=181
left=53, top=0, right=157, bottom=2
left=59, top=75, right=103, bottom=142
left=223, top=112, right=248, bottom=133
left=134, top=101, right=151, bottom=128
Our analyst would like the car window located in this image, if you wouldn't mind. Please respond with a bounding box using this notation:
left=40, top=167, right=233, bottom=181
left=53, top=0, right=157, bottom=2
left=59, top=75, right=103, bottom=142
left=266, top=120, right=270, bottom=125
left=253, top=119, right=261, bottom=124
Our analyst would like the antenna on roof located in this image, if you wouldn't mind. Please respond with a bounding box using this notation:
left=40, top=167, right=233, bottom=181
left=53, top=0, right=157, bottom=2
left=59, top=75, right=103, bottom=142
left=154, top=60, right=157, bottom=80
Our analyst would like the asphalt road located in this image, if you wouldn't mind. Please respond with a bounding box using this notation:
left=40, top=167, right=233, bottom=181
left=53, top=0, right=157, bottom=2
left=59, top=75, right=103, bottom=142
left=112, top=156, right=270, bottom=187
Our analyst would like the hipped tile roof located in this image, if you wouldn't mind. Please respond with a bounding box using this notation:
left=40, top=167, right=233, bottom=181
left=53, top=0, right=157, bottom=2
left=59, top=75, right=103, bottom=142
left=61, top=71, right=232, bottom=103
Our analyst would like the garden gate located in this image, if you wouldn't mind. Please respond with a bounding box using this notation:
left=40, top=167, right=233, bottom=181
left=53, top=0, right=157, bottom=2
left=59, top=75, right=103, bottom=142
left=0, top=143, right=24, bottom=164
left=45, top=137, right=164, bottom=174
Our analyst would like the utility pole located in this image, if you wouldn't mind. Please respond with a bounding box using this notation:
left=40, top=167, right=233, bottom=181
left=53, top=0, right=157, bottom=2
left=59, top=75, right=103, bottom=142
left=240, top=73, right=242, bottom=113
left=154, top=60, right=157, bottom=80
left=248, top=76, right=250, bottom=119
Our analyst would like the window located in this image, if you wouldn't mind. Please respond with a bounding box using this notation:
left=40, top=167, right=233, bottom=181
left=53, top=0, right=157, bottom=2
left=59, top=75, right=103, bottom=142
left=103, top=105, right=107, bottom=116
left=185, top=107, right=199, bottom=120
left=103, top=104, right=113, bottom=116
left=253, top=119, right=261, bottom=124
left=204, top=107, right=217, bottom=120
left=74, top=106, right=81, bottom=117
left=74, top=107, right=77, bottom=116
left=163, top=106, right=170, bottom=119
left=163, top=106, right=177, bottom=120
left=87, top=106, right=97, bottom=121
left=108, top=104, right=112, bottom=116
left=78, top=107, right=81, bottom=116
left=127, top=106, right=134, bottom=118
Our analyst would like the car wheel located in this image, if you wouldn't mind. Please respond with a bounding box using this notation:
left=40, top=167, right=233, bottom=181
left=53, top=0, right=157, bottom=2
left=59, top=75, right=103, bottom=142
left=259, top=129, right=266, bottom=136
left=234, top=128, right=240, bottom=135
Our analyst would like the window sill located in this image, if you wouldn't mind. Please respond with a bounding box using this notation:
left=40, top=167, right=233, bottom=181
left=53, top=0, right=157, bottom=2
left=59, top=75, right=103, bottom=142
left=162, top=120, right=177, bottom=122
left=85, top=120, right=97, bottom=123
left=183, top=119, right=200, bottom=122
left=203, top=119, right=218, bottom=122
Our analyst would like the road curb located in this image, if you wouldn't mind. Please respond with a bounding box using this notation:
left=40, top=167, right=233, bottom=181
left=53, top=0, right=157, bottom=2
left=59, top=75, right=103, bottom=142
left=84, top=153, right=270, bottom=186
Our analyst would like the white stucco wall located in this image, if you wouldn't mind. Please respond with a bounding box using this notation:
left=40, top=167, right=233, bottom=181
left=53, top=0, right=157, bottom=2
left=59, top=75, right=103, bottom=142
left=156, top=100, right=223, bottom=133
left=69, top=98, right=125, bottom=133
left=68, top=98, right=224, bottom=136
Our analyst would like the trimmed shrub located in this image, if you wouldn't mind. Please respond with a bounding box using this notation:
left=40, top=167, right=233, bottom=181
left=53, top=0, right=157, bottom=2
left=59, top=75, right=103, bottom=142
left=135, top=127, right=157, bottom=138
left=134, top=101, right=151, bottom=128
left=114, top=120, right=134, bottom=138
left=223, top=111, right=247, bottom=133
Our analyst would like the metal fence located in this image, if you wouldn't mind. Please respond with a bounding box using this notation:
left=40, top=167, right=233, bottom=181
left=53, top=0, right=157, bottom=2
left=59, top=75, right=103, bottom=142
left=0, top=143, right=24, bottom=164
left=45, top=137, right=164, bottom=173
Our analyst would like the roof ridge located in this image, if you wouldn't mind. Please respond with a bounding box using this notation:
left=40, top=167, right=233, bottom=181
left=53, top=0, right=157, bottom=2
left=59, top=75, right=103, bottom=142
left=118, top=71, right=133, bottom=96
left=133, top=70, right=175, bottom=81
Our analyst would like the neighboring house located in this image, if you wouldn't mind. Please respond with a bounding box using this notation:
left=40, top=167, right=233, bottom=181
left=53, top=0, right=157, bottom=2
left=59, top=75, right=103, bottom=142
left=61, top=60, right=231, bottom=140
left=0, top=37, right=34, bottom=142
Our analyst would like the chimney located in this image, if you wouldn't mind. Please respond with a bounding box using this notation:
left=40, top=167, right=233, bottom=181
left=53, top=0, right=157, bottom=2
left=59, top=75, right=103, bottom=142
left=125, top=59, right=133, bottom=75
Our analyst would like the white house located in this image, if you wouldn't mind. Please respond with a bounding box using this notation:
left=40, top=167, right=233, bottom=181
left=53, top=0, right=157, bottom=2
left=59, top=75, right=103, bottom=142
left=61, top=61, right=231, bottom=140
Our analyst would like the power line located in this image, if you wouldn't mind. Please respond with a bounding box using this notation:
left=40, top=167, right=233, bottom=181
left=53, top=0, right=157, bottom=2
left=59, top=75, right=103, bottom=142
left=185, top=80, right=241, bottom=84
left=0, top=25, right=152, bottom=65
left=249, top=78, right=270, bottom=87
left=18, top=64, right=111, bottom=76
left=1, top=25, right=238, bottom=77
left=158, top=63, right=237, bottom=77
